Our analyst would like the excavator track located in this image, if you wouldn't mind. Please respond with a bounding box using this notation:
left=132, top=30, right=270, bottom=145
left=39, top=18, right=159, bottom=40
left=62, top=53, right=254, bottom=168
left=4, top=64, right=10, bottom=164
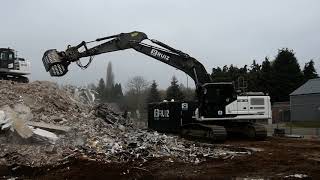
left=180, top=123, right=227, bottom=143
left=222, top=122, right=267, bottom=140
left=0, top=75, right=29, bottom=83
left=250, top=123, right=267, bottom=140
left=243, top=123, right=267, bottom=140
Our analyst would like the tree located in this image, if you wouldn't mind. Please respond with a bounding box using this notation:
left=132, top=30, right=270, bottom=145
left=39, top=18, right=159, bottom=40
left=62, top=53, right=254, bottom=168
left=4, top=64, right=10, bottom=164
left=125, top=76, right=149, bottom=112
left=212, top=67, right=229, bottom=82
left=127, top=76, right=149, bottom=95
left=166, top=76, right=185, bottom=101
left=106, top=62, right=114, bottom=89
left=272, top=48, right=304, bottom=102
left=96, top=78, right=106, bottom=102
left=260, top=57, right=273, bottom=95
left=104, top=62, right=115, bottom=101
left=247, top=60, right=261, bottom=92
left=303, top=60, right=319, bottom=81
left=147, top=80, right=162, bottom=103
left=113, top=83, right=123, bottom=102
left=179, top=83, right=195, bottom=101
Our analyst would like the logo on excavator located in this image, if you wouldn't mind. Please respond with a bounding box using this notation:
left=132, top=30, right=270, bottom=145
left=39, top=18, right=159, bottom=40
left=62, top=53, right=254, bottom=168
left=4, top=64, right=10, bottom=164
left=154, top=109, right=169, bottom=120
left=150, top=49, right=170, bottom=61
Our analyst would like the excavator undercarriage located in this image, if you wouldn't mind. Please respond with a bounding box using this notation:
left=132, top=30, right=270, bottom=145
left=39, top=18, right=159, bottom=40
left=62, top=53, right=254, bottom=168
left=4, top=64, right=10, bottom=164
left=180, top=123, right=267, bottom=142
left=180, top=124, right=227, bottom=142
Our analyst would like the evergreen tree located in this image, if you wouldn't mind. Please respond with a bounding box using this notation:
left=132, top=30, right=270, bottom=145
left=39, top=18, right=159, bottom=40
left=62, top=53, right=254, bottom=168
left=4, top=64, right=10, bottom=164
left=228, top=64, right=238, bottom=81
left=303, top=60, right=319, bottom=81
left=212, top=67, right=227, bottom=82
left=248, top=60, right=261, bottom=92
left=166, top=76, right=185, bottom=101
left=179, top=83, right=195, bottom=101
left=272, top=48, right=303, bottom=102
left=105, top=62, right=115, bottom=101
left=147, top=80, right=161, bottom=103
left=113, top=83, right=124, bottom=101
left=96, top=78, right=106, bottom=102
left=106, top=62, right=115, bottom=89
left=260, top=57, right=273, bottom=95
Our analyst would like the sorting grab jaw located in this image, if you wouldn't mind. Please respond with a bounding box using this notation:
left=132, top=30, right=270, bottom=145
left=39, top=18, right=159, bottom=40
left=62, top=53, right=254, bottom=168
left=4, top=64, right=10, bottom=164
left=42, top=49, right=69, bottom=77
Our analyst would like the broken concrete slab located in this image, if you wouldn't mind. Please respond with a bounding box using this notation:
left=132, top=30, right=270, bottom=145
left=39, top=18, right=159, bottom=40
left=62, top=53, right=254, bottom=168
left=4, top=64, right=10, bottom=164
left=12, top=117, right=33, bottom=139
left=0, top=110, right=12, bottom=131
left=31, top=127, right=58, bottom=144
left=13, top=104, right=33, bottom=121
left=0, top=111, right=5, bottom=122
left=1, top=121, right=13, bottom=131
left=26, top=121, right=70, bottom=134
left=1, top=106, right=33, bottom=139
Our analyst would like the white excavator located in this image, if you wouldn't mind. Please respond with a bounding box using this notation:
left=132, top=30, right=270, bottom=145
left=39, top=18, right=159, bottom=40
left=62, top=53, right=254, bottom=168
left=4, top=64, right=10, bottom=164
left=0, top=48, right=30, bottom=83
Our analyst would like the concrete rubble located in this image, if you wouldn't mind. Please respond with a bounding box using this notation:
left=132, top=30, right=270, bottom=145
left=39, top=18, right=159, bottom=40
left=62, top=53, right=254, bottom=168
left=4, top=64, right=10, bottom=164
left=63, top=85, right=97, bottom=106
left=0, top=80, right=253, bottom=168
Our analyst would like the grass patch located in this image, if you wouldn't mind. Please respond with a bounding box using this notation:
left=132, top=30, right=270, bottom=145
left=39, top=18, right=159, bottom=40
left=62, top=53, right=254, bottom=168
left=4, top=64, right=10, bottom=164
left=286, top=121, right=320, bottom=128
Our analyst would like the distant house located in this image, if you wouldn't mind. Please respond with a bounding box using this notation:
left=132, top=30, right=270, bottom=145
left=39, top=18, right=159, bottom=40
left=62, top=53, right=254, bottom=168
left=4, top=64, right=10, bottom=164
left=290, top=78, right=320, bottom=121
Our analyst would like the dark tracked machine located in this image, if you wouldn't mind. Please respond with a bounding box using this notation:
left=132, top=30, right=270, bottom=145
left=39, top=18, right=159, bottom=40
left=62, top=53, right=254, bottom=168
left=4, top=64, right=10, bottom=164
left=0, top=48, right=30, bottom=83
left=42, top=31, right=271, bottom=142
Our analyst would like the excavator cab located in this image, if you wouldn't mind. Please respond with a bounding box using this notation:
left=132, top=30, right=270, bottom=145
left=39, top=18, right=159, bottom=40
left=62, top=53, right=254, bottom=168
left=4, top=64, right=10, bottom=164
left=200, top=83, right=237, bottom=118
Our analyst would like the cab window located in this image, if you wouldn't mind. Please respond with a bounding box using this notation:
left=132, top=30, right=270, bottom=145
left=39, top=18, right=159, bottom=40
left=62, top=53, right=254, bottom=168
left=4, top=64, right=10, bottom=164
left=0, top=52, right=8, bottom=60
left=250, top=98, right=264, bottom=105
left=8, top=53, right=14, bottom=60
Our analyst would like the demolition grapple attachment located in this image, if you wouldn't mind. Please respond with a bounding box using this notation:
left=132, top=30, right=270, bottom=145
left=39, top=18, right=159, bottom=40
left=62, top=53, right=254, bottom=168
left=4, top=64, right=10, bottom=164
left=42, top=41, right=91, bottom=77
left=42, top=49, right=70, bottom=77
left=42, top=32, right=149, bottom=77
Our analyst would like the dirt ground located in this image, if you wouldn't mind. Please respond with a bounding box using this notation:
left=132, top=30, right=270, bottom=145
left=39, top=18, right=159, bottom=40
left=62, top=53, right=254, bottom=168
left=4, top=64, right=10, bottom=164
left=1, top=137, right=319, bottom=179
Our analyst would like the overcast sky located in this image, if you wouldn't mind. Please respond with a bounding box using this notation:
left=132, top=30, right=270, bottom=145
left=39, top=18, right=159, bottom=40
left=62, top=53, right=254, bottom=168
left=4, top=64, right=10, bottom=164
left=1, top=0, right=319, bottom=90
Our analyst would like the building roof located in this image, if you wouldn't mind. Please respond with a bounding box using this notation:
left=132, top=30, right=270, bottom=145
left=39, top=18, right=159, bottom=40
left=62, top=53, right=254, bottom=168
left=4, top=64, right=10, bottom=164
left=290, top=78, right=320, bottom=96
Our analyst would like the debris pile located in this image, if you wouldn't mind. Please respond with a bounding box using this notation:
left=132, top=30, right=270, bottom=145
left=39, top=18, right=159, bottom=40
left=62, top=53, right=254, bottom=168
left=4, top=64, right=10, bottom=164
left=94, top=103, right=128, bottom=125
left=79, top=128, right=252, bottom=163
left=0, top=80, right=252, bottom=168
left=62, top=85, right=97, bottom=106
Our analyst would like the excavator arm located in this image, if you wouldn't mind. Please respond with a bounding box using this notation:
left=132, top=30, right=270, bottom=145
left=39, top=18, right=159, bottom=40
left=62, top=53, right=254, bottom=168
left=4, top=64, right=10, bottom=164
left=42, top=31, right=212, bottom=86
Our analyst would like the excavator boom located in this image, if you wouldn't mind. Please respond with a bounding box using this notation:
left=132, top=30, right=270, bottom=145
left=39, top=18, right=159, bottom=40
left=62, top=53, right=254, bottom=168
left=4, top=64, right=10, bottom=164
left=42, top=31, right=211, bottom=85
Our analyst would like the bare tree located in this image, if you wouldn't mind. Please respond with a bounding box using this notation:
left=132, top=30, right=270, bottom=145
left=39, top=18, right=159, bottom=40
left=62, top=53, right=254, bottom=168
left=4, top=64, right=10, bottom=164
left=125, top=76, right=149, bottom=119
left=126, top=76, right=149, bottom=95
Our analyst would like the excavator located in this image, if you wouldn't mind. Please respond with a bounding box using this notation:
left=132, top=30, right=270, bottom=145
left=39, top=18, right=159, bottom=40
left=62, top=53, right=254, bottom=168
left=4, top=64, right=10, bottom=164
left=0, top=48, right=30, bottom=83
left=42, top=31, right=271, bottom=142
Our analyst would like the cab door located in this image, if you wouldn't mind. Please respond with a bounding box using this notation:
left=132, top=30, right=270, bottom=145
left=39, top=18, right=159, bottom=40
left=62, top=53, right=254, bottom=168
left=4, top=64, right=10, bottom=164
left=0, top=51, right=14, bottom=69
left=0, top=51, right=8, bottom=68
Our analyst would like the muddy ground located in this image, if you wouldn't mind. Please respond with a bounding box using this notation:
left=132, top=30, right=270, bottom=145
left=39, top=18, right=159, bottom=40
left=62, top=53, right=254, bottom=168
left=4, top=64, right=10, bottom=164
left=0, top=137, right=319, bottom=179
